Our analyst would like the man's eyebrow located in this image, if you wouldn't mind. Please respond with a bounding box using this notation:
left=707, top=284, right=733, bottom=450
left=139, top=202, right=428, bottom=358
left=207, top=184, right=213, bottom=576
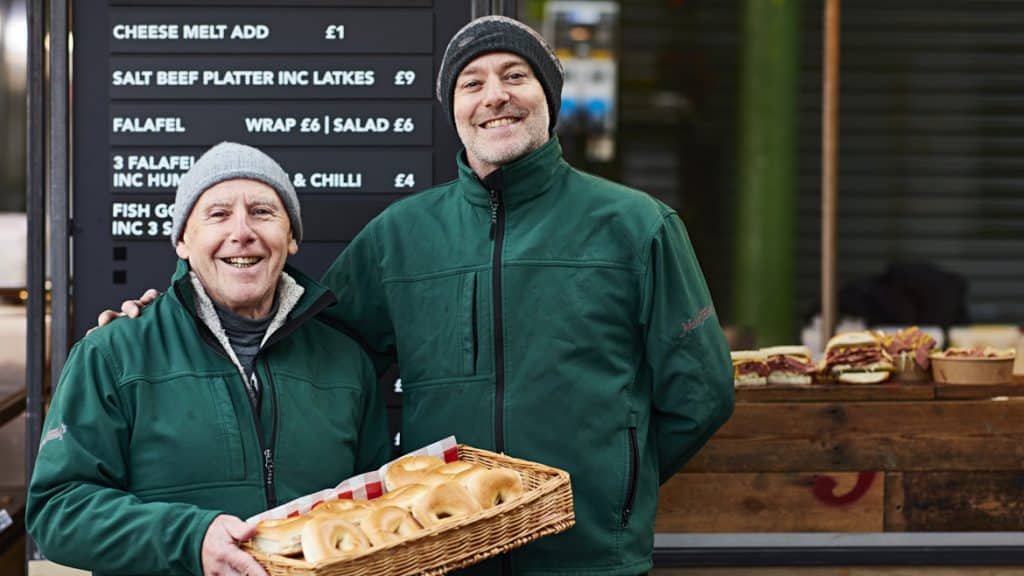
left=458, top=60, right=529, bottom=78
left=201, top=200, right=233, bottom=209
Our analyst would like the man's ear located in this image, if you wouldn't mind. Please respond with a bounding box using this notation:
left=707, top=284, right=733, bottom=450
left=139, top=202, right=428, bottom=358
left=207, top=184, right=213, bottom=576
left=175, top=239, right=190, bottom=261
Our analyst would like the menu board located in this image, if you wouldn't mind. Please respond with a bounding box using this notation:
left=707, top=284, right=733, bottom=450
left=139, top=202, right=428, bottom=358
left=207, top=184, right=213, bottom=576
left=73, top=1, right=470, bottom=338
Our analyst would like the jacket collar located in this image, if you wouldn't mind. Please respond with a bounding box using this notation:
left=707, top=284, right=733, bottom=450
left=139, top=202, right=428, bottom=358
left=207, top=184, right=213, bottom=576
left=458, top=136, right=567, bottom=208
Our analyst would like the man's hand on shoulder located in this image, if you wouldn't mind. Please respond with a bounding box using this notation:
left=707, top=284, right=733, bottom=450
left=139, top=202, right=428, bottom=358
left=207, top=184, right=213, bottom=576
left=88, top=288, right=161, bottom=334
left=202, top=514, right=267, bottom=576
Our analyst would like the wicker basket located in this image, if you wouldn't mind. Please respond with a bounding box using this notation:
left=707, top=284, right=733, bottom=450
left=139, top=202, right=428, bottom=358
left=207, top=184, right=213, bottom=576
left=247, top=445, right=575, bottom=576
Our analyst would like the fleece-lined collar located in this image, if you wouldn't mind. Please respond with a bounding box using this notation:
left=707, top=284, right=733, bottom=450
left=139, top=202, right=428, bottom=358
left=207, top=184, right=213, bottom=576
left=188, top=270, right=305, bottom=383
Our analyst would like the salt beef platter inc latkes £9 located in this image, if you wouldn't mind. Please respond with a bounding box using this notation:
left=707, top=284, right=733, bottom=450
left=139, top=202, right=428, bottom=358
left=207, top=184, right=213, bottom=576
left=244, top=436, right=575, bottom=576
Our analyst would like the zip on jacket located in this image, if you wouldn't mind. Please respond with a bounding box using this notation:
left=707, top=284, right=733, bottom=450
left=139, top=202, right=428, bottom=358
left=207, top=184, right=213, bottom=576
left=188, top=299, right=279, bottom=509
left=622, top=425, right=639, bottom=527
left=485, top=170, right=507, bottom=454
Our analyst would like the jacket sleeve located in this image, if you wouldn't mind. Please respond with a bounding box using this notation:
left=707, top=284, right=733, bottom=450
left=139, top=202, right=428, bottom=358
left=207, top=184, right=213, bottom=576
left=321, top=221, right=397, bottom=376
left=355, top=349, right=394, bottom=473
left=27, top=338, right=221, bottom=575
left=640, top=213, right=735, bottom=484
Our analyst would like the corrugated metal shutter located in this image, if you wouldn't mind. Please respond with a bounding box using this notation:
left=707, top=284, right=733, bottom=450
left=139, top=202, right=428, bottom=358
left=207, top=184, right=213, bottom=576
left=797, top=0, right=1024, bottom=325
left=611, top=0, right=1023, bottom=331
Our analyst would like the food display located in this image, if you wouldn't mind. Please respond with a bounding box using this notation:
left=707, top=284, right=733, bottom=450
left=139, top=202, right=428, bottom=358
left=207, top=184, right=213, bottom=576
left=930, top=346, right=1016, bottom=385
left=730, top=326, right=1020, bottom=391
left=822, top=331, right=895, bottom=384
left=879, top=326, right=937, bottom=381
left=762, top=346, right=817, bottom=385
left=936, top=347, right=1015, bottom=359
left=731, top=350, right=769, bottom=387
left=251, top=454, right=525, bottom=564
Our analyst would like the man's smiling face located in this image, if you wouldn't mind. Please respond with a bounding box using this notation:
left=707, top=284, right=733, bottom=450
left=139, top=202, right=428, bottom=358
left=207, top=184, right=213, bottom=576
left=453, top=52, right=550, bottom=177
left=175, top=179, right=297, bottom=319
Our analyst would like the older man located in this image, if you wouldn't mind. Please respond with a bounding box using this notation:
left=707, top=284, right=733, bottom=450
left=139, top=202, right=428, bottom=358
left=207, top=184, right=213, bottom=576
left=29, top=142, right=390, bottom=576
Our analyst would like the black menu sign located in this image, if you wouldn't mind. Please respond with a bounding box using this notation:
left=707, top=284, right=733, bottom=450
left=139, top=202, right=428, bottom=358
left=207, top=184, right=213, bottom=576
left=73, top=1, right=470, bottom=338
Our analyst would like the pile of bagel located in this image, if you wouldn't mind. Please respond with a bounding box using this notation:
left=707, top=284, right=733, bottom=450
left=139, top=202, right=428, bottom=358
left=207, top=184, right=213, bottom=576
left=250, top=455, right=525, bottom=564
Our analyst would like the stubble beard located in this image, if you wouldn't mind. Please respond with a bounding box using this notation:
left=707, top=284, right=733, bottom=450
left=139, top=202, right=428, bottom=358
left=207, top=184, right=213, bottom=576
left=461, top=106, right=550, bottom=170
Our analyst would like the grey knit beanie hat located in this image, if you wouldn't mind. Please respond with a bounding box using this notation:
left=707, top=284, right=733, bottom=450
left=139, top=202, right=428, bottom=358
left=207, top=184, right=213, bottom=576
left=171, top=142, right=302, bottom=245
left=436, top=15, right=564, bottom=134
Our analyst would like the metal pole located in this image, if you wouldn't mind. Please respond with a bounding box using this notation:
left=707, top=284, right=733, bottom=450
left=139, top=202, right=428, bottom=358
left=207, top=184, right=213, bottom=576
left=821, top=0, right=840, bottom=346
left=25, top=0, right=46, bottom=564
left=497, top=0, right=517, bottom=18
left=733, top=0, right=800, bottom=347
left=471, top=0, right=489, bottom=19
left=49, top=0, right=69, bottom=385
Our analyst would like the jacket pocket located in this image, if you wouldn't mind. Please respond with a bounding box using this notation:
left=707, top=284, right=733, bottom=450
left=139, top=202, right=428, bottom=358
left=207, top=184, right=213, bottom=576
left=127, top=375, right=246, bottom=491
left=386, top=270, right=479, bottom=383
left=274, top=377, right=365, bottom=497
left=461, top=271, right=479, bottom=377
left=621, top=425, right=639, bottom=528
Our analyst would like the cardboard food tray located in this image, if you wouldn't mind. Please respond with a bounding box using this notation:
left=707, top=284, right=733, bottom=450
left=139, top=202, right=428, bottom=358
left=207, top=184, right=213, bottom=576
left=931, top=356, right=1014, bottom=385
left=247, top=445, right=575, bottom=576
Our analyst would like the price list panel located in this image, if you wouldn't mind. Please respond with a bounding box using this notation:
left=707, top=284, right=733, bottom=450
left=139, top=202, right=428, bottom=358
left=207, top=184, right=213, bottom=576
left=73, top=1, right=471, bottom=338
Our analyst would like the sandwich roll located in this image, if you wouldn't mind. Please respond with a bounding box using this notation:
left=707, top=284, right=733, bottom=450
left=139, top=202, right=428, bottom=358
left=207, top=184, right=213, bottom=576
left=762, top=345, right=817, bottom=385
left=838, top=371, right=890, bottom=384
left=824, top=331, right=894, bottom=384
left=731, top=350, right=770, bottom=386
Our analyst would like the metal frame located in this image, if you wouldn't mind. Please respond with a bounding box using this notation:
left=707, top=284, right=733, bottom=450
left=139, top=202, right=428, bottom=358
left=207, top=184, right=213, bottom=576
left=25, top=0, right=69, bottom=566
left=471, top=0, right=516, bottom=19
left=24, top=0, right=46, bottom=564
left=49, top=0, right=69, bottom=403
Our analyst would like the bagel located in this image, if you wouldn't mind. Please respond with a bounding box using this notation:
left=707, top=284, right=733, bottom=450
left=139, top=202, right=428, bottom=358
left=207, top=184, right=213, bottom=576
left=300, top=516, right=370, bottom=563
left=421, top=461, right=482, bottom=486
left=310, top=499, right=370, bottom=516
left=412, top=480, right=482, bottom=528
left=362, top=505, right=422, bottom=547
left=252, top=515, right=311, bottom=556
left=312, top=504, right=373, bottom=527
left=460, top=467, right=524, bottom=509
left=384, top=455, right=445, bottom=490
left=376, top=484, right=430, bottom=511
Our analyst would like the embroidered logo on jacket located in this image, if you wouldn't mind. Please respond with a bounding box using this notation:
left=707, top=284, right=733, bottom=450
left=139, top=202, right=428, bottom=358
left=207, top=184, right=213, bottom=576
left=39, top=423, right=68, bottom=450
left=680, top=305, right=715, bottom=337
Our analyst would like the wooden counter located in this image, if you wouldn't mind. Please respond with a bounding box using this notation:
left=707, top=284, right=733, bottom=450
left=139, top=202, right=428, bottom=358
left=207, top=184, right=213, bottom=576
left=657, top=381, right=1024, bottom=533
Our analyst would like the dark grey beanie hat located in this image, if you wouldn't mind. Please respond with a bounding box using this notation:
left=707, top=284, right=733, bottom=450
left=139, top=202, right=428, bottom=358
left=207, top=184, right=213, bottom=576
left=436, top=15, right=564, bottom=134
left=171, top=142, right=302, bottom=245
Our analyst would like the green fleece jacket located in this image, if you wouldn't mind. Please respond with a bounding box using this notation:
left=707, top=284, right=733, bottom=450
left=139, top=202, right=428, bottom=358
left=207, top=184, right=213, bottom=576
left=322, top=137, right=734, bottom=575
left=27, top=260, right=391, bottom=576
